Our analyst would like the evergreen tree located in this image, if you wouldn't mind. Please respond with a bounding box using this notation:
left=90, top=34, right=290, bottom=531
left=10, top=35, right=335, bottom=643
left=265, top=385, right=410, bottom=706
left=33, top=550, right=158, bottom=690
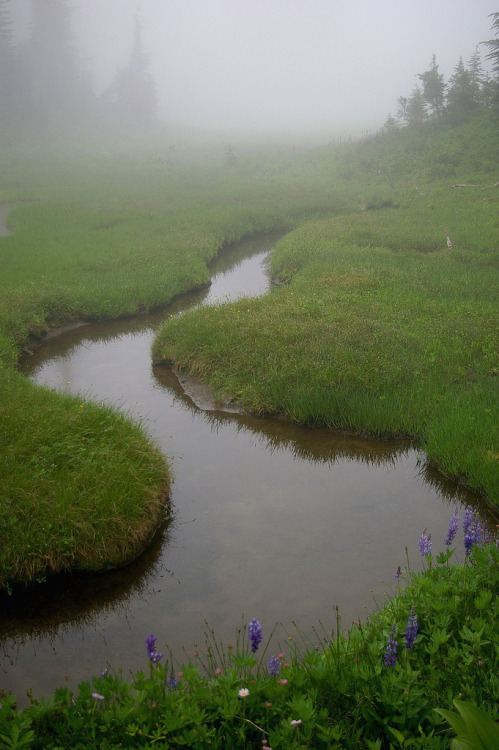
left=19, top=0, right=93, bottom=125
left=446, top=57, right=476, bottom=118
left=417, top=54, right=446, bottom=116
left=382, top=113, right=399, bottom=133
left=405, top=86, right=428, bottom=125
left=467, top=46, right=485, bottom=107
left=102, top=14, right=158, bottom=128
left=396, top=95, right=408, bottom=123
left=483, top=11, right=499, bottom=78
left=0, top=0, right=16, bottom=122
left=482, top=11, right=499, bottom=108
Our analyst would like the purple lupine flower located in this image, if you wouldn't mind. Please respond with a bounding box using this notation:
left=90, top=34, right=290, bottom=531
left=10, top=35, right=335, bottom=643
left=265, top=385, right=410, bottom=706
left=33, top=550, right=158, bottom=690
left=464, top=519, right=486, bottom=556
left=445, top=511, right=460, bottom=546
left=268, top=655, right=280, bottom=677
left=167, top=675, right=178, bottom=689
left=394, top=565, right=402, bottom=579
left=145, top=634, right=156, bottom=657
left=145, top=634, right=163, bottom=664
left=248, top=618, right=263, bottom=653
left=384, top=624, right=398, bottom=667
left=418, top=528, right=432, bottom=556
left=462, top=505, right=474, bottom=533
left=149, top=650, right=163, bottom=664
left=405, top=608, right=418, bottom=650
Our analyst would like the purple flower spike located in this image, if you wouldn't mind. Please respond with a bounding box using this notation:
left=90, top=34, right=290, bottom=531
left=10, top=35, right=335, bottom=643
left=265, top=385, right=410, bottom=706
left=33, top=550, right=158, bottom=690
left=167, top=675, right=178, bottom=689
left=384, top=624, right=398, bottom=667
left=145, top=634, right=156, bottom=657
left=464, top=519, right=485, bottom=556
left=462, top=505, right=474, bottom=533
left=268, top=655, right=280, bottom=677
left=418, top=528, right=432, bottom=556
left=445, top=511, right=460, bottom=546
left=405, top=608, right=418, bottom=650
left=248, top=618, right=263, bottom=653
left=145, top=634, right=162, bottom=664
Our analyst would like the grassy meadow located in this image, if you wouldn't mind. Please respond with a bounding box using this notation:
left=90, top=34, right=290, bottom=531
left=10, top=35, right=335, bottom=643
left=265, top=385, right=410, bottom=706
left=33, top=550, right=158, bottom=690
left=0, top=113, right=498, bottom=746
left=153, top=116, right=499, bottom=502
left=1, top=114, right=498, bottom=592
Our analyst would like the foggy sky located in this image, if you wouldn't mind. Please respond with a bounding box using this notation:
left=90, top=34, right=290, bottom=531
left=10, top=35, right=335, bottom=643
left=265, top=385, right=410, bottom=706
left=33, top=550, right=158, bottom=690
left=10, top=0, right=498, bottom=135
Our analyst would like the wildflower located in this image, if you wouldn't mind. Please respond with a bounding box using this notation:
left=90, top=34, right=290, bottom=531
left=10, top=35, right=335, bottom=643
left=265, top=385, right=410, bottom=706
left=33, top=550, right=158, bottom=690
left=394, top=565, right=402, bottom=579
left=384, top=624, right=398, bottom=667
left=418, top=528, right=432, bottom=556
left=145, top=634, right=156, bottom=657
left=462, top=505, right=474, bottom=533
left=405, top=608, right=418, bottom=650
left=167, top=675, right=178, bottom=689
left=290, top=719, right=302, bottom=726
left=445, top=511, right=460, bottom=546
left=145, top=633, right=163, bottom=664
left=215, top=667, right=222, bottom=675
left=277, top=678, right=288, bottom=685
left=268, top=655, right=280, bottom=677
left=238, top=688, right=250, bottom=698
left=464, top=518, right=486, bottom=555
left=99, top=668, right=109, bottom=678
left=91, top=692, right=105, bottom=700
left=248, top=618, right=263, bottom=653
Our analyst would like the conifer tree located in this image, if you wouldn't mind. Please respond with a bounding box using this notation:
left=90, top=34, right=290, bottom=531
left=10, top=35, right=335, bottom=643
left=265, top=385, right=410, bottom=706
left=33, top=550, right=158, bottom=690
left=0, top=0, right=16, bottom=122
left=446, top=57, right=476, bottom=118
left=417, top=54, right=446, bottom=116
left=19, top=0, right=93, bottom=125
left=405, top=86, right=428, bottom=125
left=482, top=11, right=499, bottom=107
left=102, top=14, right=158, bottom=128
left=467, top=46, right=485, bottom=107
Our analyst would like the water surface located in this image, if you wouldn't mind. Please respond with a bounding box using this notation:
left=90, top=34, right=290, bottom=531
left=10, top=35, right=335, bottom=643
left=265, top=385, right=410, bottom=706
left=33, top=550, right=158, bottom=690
left=2, top=233, right=488, bottom=701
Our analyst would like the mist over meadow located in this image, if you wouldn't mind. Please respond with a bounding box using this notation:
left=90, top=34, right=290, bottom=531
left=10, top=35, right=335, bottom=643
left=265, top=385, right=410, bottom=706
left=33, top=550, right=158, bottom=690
left=2, top=0, right=498, bottom=145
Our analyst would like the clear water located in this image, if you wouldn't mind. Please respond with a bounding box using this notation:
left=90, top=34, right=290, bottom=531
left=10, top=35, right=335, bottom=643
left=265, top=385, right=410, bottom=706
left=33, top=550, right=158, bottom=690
left=2, top=233, right=489, bottom=703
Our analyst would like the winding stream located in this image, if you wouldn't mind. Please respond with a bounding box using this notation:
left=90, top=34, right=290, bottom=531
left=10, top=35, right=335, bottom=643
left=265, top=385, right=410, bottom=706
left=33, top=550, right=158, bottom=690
left=2, top=232, right=489, bottom=702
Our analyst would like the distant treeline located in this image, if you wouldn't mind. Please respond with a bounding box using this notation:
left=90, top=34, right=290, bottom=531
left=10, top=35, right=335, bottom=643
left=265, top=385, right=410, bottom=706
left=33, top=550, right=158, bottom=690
left=383, top=12, right=499, bottom=131
left=0, top=0, right=158, bottom=132
left=0, top=2, right=498, bottom=139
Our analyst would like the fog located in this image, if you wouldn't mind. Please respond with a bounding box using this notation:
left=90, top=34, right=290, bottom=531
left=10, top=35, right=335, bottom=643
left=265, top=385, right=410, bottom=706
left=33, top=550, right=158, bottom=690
left=9, top=0, right=498, bottom=135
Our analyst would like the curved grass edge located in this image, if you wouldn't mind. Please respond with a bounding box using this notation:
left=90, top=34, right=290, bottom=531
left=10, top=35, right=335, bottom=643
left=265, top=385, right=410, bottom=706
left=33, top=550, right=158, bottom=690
left=152, top=204, right=499, bottom=506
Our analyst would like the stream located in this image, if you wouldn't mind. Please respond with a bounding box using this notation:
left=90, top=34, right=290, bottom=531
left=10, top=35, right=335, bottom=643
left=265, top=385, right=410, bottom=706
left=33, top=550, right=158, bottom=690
left=1, top=232, right=488, bottom=702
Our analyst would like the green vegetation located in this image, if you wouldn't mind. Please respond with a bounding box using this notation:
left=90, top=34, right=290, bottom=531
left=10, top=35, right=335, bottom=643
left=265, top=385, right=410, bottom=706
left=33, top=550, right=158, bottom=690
left=1, top=112, right=498, bottom=593
left=1, top=536, right=497, bottom=748
left=0, top=143, right=353, bottom=591
left=153, top=113, right=499, bottom=502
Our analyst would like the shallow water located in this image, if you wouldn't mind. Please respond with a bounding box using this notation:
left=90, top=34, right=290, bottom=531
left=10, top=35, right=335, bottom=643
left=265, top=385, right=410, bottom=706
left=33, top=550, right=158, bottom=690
left=2, top=232, right=490, bottom=702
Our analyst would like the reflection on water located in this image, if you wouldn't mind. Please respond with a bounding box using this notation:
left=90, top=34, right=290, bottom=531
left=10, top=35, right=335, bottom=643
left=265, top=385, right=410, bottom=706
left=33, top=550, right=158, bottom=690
left=3, top=232, right=494, bottom=704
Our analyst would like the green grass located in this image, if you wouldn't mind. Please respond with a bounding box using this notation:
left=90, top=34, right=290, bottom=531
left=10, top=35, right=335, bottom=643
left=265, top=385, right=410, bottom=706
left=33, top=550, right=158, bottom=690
left=0, top=366, right=170, bottom=589
left=1, top=538, right=497, bottom=748
left=152, top=134, right=499, bottom=502
left=0, top=112, right=498, bottom=592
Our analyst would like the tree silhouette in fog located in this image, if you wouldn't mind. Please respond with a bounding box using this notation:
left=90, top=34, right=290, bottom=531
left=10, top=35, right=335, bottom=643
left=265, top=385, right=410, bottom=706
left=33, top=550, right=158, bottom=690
left=0, top=0, right=16, bottom=121
left=102, top=13, right=158, bottom=129
left=18, top=0, right=94, bottom=126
